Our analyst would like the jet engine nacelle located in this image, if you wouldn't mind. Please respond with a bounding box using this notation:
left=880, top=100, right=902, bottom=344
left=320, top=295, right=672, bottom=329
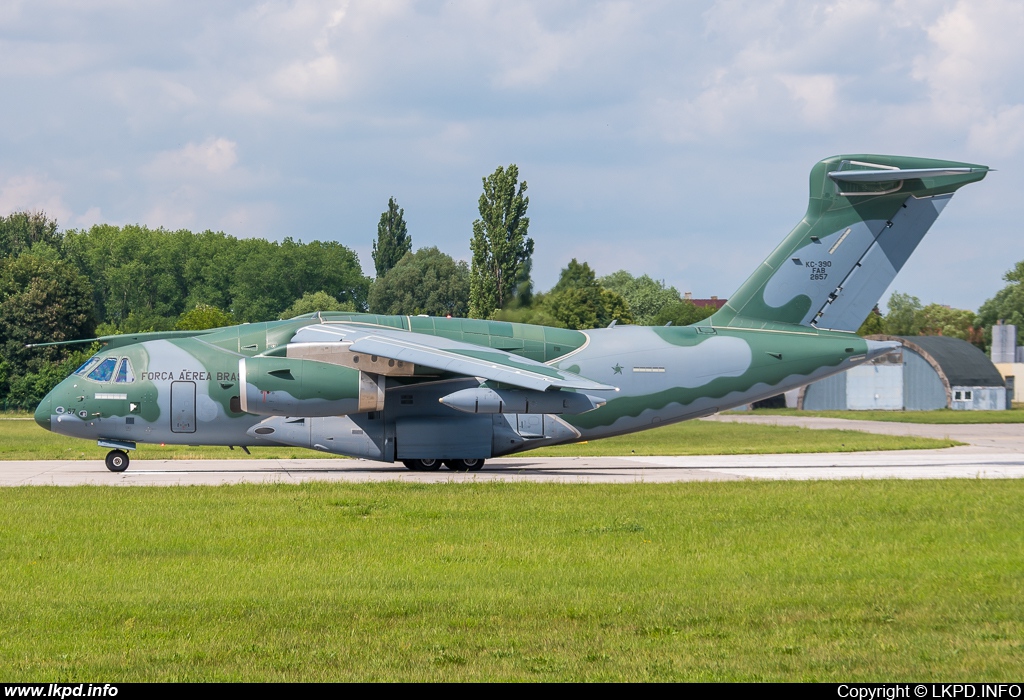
left=238, top=357, right=385, bottom=417
left=438, top=387, right=605, bottom=415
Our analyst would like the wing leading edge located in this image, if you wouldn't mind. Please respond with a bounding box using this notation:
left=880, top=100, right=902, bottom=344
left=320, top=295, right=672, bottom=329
left=289, top=323, right=616, bottom=393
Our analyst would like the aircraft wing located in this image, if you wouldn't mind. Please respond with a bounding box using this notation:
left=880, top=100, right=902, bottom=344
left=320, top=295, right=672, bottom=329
left=290, top=323, right=616, bottom=393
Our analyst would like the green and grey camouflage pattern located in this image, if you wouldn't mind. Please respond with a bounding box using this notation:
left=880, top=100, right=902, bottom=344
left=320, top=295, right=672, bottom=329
left=33, top=154, right=988, bottom=472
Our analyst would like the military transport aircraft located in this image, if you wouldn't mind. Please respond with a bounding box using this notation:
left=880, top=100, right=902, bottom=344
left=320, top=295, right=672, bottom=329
left=33, top=154, right=988, bottom=472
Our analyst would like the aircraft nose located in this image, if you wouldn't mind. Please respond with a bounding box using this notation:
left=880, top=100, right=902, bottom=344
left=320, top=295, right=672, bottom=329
left=34, top=395, right=52, bottom=431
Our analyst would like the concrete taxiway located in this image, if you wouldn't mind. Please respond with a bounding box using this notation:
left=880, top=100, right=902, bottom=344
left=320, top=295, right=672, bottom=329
left=4, top=416, right=1024, bottom=485
left=3, top=449, right=1024, bottom=486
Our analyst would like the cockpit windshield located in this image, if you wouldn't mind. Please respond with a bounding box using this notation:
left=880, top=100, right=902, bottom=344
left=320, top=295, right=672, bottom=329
left=114, top=358, right=135, bottom=383
left=87, top=357, right=118, bottom=383
left=73, top=355, right=102, bottom=376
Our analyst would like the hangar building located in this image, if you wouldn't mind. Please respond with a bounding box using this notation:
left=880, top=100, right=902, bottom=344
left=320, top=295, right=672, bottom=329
left=798, top=335, right=1007, bottom=411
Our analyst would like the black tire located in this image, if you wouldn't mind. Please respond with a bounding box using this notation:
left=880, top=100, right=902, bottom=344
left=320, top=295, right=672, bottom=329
left=105, top=450, right=129, bottom=472
left=405, top=458, right=442, bottom=472
left=445, top=458, right=484, bottom=472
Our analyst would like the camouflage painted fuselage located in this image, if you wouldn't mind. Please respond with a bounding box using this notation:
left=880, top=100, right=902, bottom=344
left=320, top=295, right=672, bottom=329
left=35, top=313, right=885, bottom=461
left=34, top=153, right=990, bottom=464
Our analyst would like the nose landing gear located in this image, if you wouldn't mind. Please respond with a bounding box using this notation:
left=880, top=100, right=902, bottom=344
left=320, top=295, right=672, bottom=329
left=104, top=449, right=130, bottom=472
left=98, top=439, right=136, bottom=472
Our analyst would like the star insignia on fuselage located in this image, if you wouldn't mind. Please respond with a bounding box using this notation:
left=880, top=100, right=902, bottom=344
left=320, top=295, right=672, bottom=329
left=612, top=363, right=623, bottom=374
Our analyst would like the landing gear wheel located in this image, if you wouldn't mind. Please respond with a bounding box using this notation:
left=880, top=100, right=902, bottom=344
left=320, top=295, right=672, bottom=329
left=444, top=458, right=485, bottom=472
left=105, top=449, right=129, bottom=472
left=403, top=458, right=442, bottom=472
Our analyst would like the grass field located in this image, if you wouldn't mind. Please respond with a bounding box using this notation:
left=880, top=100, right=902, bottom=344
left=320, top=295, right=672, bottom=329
left=748, top=407, right=1024, bottom=424
left=0, top=415, right=958, bottom=460
left=1, top=480, right=1022, bottom=681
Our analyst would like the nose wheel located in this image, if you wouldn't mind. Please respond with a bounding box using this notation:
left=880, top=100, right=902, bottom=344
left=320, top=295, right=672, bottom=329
left=105, top=449, right=130, bottom=472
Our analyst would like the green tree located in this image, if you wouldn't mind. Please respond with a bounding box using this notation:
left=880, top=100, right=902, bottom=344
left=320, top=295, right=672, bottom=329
left=599, top=270, right=681, bottom=325
left=371, top=197, right=411, bottom=278
left=280, top=291, right=356, bottom=319
left=61, top=224, right=371, bottom=328
left=0, top=211, right=61, bottom=259
left=917, top=303, right=979, bottom=343
left=857, top=306, right=885, bottom=336
left=5, top=347, right=93, bottom=411
left=231, top=237, right=370, bottom=322
left=0, top=253, right=95, bottom=376
left=883, top=291, right=923, bottom=336
left=368, top=248, right=470, bottom=317
left=978, top=260, right=1024, bottom=347
left=469, top=164, right=533, bottom=318
left=651, top=300, right=717, bottom=327
left=544, top=259, right=632, bottom=330
left=176, top=303, right=236, bottom=330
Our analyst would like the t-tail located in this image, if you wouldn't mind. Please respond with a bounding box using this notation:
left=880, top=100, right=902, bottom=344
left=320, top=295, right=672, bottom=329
left=711, top=155, right=989, bottom=332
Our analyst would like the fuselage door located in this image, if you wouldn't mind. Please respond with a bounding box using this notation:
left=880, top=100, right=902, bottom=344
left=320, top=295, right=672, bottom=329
left=516, top=413, right=544, bottom=437
left=171, top=381, right=197, bottom=433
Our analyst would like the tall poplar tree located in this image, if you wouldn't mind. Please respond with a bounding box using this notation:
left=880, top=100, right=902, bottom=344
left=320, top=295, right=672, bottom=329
left=469, top=164, right=533, bottom=318
left=372, top=197, right=411, bottom=278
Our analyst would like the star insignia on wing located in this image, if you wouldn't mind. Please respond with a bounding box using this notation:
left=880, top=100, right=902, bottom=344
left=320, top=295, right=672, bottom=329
left=612, top=363, right=623, bottom=375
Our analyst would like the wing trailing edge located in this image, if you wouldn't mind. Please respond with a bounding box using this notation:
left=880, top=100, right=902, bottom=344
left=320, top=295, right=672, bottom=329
left=290, top=323, right=617, bottom=393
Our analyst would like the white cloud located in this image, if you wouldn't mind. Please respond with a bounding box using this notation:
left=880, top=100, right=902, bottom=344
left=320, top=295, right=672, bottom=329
left=146, top=138, right=239, bottom=178
left=968, top=105, right=1024, bottom=156
left=778, top=73, right=838, bottom=125
left=269, top=54, right=348, bottom=101
left=0, top=175, right=71, bottom=222
left=71, top=206, right=105, bottom=229
left=912, top=0, right=1024, bottom=152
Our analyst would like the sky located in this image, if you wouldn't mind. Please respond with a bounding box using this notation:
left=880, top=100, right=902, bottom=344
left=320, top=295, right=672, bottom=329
left=2, top=0, right=1023, bottom=313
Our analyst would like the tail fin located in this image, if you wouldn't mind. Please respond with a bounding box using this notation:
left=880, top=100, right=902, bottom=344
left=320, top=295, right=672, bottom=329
left=711, top=154, right=989, bottom=332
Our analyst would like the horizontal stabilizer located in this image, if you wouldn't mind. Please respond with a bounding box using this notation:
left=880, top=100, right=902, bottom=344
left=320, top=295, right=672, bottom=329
left=828, top=167, right=985, bottom=183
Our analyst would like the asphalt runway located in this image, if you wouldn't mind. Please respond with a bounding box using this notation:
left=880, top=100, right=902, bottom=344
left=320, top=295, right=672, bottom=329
left=5, top=417, right=1024, bottom=485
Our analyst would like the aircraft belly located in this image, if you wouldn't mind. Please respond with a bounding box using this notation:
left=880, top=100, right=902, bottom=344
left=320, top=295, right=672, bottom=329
left=247, top=415, right=386, bottom=459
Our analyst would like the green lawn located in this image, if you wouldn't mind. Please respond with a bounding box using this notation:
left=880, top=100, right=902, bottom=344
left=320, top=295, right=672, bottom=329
left=0, top=415, right=958, bottom=460
left=525, top=420, right=957, bottom=456
left=748, top=407, right=1024, bottom=424
left=1, top=481, right=1021, bottom=681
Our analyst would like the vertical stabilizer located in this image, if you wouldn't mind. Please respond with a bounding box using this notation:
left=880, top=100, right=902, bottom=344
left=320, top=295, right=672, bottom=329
left=711, top=155, right=988, bottom=332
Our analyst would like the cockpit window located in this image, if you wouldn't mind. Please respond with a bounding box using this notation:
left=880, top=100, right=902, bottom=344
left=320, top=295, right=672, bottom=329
left=114, top=358, right=135, bottom=383
left=73, top=355, right=102, bottom=376
left=87, top=357, right=118, bottom=383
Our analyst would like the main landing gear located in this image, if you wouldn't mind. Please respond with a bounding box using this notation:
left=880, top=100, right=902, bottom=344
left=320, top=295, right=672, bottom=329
left=402, top=458, right=485, bottom=472
left=105, top=449, right=130, bottom=472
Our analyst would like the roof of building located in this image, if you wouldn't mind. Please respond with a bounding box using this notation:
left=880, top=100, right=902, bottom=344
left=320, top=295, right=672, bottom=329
left=896, top=335, right=1005, bottom=387
left=690, top=298, right=727, bottom=309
